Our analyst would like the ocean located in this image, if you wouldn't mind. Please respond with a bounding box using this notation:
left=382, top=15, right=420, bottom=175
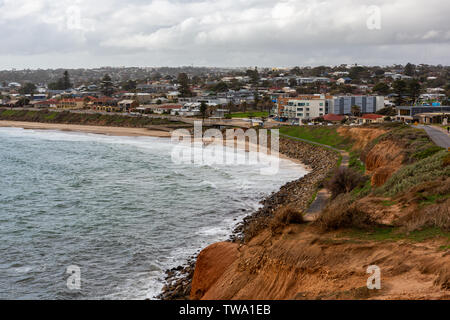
left=0, top=127, right=307, bottom=299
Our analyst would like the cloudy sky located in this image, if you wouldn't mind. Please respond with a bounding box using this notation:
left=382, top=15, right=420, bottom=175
left=0, top=0, right=449, bottom=69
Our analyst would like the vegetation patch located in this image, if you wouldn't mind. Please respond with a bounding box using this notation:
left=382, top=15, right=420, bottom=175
left=314, top=193, right=376, bottom=232
left=349, top=150, right=365, bottom=172
left=231, top=111, right=269, bottom=118
left=340, top=227, right=450, bottom=243
left=325, top=167, right=369, bottom=199
left=280, top=125, right=353, bottom=151
left=376, top=150, right=450, bottom=197
left=0, top=108, right=180, bottom=127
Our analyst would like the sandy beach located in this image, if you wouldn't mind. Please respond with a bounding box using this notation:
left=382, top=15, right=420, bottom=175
left=0, top=121, right=172, bottom=137
left=0, top=120, right=308, bottom=169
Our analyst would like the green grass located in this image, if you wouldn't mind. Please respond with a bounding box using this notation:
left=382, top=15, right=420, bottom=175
left=349, top=151, right=365, bottom=172
left=419, top=193, right=450, bottom=206
left=413, top=145, right=444, bottom=160
left=351, top=179, right=372, bottom=198
left=279, top=125, right=353, bottom=151
left=340, top=227, right=450, bottom=243
left=231, top=111, right=269, bottom=118
left=0, top=108, right=180, bottom=127
left=381, top=200, right=396, bottom=207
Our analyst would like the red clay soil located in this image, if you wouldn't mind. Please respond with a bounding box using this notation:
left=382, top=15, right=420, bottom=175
left=191, top=226, right=450, bottom=300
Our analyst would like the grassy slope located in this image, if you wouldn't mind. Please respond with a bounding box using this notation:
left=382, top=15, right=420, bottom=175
left=231, top=111, right=269, bottom=118
left=279, top=125, right=353, bottom=151
left=0, top=108, right=178, bottom=127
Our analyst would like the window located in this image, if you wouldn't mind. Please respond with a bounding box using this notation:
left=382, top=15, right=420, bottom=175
left=297, top=113, right=303, bottom=117
left=306, top=113, right=310, bottom=117
left=319, top=108, right=323, bottom=111
left=319, top=113, right=324, bottom=116
left=320, top=103, right=324, bottom=106
left=298, top=103, right=305, bottom=106
left=306, top=108, right=310, bottom=111
left=297, top=107, right=303, bottom=111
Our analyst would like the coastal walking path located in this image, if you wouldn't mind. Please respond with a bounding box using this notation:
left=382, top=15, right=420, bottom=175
left=279, top=133, right=349, bottom=222
left=416, top=125, right=450, bottom=149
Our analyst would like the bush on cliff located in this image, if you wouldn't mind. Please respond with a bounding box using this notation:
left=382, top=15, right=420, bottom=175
left=377, top=150, right=450, bottom=197
left=270, top=206, right=305, bottom=234
left=314, top=194, right=375, bottom=231
left=326, top=167, right=369, bottom=199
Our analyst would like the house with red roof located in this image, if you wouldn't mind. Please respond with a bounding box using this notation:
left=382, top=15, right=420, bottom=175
left=323, top=114, right=345, bottom=123
left=358, top=113, right=385, bottom=124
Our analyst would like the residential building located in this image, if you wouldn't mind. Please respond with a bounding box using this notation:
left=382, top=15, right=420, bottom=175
left=329, top=96, right=385, bottom=115
left=280, top=95, right=332, bottom=121
left=118, top=100, right=139, bottom=111
left=323, top=114, right=345, bottom=123
left=122, top=93, right=153, bottom=104
left=396, top=106, right=450, bottom=123
left=356, top=114, right=385, bottom=124
left=55, top=98, right=85, bottom=110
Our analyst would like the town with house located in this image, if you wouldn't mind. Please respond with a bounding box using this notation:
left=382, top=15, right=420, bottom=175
left=0, top=63, right=449, bottom=127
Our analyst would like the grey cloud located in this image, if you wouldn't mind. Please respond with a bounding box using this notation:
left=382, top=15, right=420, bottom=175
left=0, top=0, right=449, bottom=69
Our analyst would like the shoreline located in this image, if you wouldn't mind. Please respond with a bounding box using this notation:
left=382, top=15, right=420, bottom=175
left=0, top=120, right=314, bottom=300
left=158, top=137, right=340, bottom=300
left=0, top=120, right=337, bottom=300
left=0, top=120, right=172, bottom=137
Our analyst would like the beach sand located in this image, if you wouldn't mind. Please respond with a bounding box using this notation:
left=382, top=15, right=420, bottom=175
left=0, top=120, right=307, bottom=170
left=0, top=121, right=172, bottom=137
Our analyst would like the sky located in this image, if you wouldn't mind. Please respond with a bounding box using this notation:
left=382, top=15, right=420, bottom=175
left=0, top=0, right=449, bottom=69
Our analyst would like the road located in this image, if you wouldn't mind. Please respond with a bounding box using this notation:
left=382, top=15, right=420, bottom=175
left=417, top=125, right=450, bottom=149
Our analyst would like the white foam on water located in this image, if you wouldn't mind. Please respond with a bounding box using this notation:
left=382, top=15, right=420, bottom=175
left=0, top=126, right=309, bottom=300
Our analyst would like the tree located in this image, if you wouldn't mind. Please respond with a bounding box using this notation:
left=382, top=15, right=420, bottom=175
left=122, top=80, right=137, bottom=91
left=100, top=74, right=114, bottom=96
left=211, top=81, right=228, bottom=92
left=406, top=79, right=422, bottom=104
left=288, top=78, right=297, bottom=88
left=372, top=82, right=390, bottom=96
left=404, top=63, right=415, bottom=77
left=349, top=66, right=367, bottom=80
left=392, top=79, right=407, bottom=105
left=376, top=107, right=396, bottom=116
left=351, top=105, right=361, bottom=117
left=200, top=102, right=208, bottom=120
left=48, top=71, right=72, bottom=90
left=19, top=82, right=36, bottom=95
left=62, top=71, right=72, bottom=89
left=290, top=66, right=302, bottom=76
left=254, top=92, right=260, bottom=110
left=246, top=68, right=259, bottom=86
left=177, top=73, right=192, bottom=97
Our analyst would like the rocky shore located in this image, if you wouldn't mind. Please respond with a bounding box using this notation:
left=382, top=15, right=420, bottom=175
left=158, top=137, right=339, bottom=300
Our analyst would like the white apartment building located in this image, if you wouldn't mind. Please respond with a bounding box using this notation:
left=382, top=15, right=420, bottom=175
left=282, top=98, right=328, bottom=121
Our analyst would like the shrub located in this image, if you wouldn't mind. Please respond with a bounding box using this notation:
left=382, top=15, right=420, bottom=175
left=269, top=206, right=304, bottom=234
left=400, top=199, right=450, bottom=233
left=377, top=150, right=450, bottom=197
left=325, top=167, right=369, bottom=199
left=443, top=152, right=450, bottom=167
left=314, top=194, right=375, bottom=231
left=412, top=145, right=444, bottom=160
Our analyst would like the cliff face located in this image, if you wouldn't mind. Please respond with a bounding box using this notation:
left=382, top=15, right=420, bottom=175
left=189, top=126, right=450, bottom=300
left=191, top=226, right=450, bottom=300
left=338, top=127, right=405, bottom=187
